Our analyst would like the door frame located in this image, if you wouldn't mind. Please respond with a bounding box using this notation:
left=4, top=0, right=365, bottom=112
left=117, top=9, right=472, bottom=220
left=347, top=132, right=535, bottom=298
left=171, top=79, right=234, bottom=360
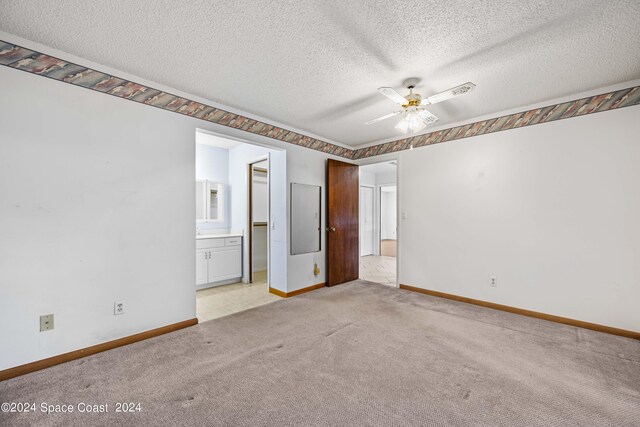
left=359, top=184, right=375, bottom=257
left=393, top=157, right=400, bottom=288
left=247, top=155, right=270, bottom=285
left=357, top=158, right=401, bottom=288
left=195, top=127, right=284, bottom=294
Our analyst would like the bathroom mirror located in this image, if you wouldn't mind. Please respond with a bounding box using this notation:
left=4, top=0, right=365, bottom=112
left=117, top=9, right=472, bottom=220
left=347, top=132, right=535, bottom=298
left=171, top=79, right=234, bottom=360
left=290, top=183, right=321, bottom=255
left=196, top=180, right=224, bottom=222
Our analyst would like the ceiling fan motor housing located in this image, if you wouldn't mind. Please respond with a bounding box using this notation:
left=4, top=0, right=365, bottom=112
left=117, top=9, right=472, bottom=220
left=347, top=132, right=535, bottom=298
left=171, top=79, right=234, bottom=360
left=402, top=78, right=423, bottom=107
left=404, top=93, right=422, bottom=107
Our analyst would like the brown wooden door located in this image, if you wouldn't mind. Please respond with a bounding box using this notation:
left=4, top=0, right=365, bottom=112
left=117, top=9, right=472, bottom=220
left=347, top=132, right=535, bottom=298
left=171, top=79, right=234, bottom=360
left=326, top=159, right=359, bottom=286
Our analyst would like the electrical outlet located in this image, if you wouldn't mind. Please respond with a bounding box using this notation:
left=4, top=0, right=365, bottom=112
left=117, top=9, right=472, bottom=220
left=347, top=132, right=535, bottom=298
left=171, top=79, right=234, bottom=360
left=490, top=277, right=497, bottom=287
left=114, top=301, right=125, bottom=315
left=40, top=314, right=54, bottom=332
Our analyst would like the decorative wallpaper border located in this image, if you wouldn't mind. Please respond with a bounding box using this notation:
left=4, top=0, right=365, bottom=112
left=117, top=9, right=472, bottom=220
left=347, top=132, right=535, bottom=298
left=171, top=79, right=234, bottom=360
left=352, top=85, right=640, bottom=159
left=1, top=39, right=639, bottom=160
left=0, top=40, right=353, bottom=159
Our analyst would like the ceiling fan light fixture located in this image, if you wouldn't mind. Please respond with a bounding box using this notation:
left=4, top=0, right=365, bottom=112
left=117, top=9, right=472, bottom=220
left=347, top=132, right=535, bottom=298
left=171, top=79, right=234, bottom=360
left=408, top=112, right=426, bottom=132
left=395, top=109, right=430, bottom=134
left=365, top=78, right=474, bottom=133
left=394, top=116, right=409, bottom=133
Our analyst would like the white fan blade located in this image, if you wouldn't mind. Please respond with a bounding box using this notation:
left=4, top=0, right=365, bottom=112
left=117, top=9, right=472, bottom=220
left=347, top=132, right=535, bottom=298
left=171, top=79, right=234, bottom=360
left=364, top=111, right=402, bottom=125
left=378, top=87, right=407, bottom=105
left=423, top=82, right=476, bottom=105
left=418, top=109, right=439, bottom=123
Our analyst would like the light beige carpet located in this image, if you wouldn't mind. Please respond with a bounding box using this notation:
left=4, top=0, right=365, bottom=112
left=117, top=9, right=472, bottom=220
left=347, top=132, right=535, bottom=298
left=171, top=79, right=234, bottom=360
left=2, top=280, right=639, bottom=426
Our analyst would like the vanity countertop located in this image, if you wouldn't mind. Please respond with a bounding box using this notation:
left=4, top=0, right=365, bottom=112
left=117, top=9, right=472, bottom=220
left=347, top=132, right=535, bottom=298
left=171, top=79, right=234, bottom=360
left=196, top=233, right=243, bottom=240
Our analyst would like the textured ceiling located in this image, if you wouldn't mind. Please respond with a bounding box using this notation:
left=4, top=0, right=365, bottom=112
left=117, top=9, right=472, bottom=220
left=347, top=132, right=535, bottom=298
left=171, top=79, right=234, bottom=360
left=1, top=1, right=639, bottom=147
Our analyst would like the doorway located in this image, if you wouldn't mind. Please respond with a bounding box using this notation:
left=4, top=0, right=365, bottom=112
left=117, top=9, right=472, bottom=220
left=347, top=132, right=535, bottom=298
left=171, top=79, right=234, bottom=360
left=249, top=160, right=269, bottom=284
left=358, top=161, right=398, bottom=286
left=194, top=129, right=283, bottom=322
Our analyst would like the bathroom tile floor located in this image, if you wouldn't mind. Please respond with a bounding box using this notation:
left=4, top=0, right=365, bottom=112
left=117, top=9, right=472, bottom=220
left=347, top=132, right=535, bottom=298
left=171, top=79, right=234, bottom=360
left=196, top=271, right=280, bottom=323
left=360, top=255, right=397, bottom=286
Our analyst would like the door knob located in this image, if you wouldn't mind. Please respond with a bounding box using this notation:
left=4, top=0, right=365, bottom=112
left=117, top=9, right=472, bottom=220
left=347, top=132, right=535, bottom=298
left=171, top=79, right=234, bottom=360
left=326, top=227, right=336, bottom=232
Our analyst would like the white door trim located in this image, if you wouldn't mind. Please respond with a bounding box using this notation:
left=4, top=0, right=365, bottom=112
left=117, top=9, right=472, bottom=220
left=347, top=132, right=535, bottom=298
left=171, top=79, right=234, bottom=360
left=359, top=184, right=375, bottom=257
left=246, top=154, right=270, bottom=285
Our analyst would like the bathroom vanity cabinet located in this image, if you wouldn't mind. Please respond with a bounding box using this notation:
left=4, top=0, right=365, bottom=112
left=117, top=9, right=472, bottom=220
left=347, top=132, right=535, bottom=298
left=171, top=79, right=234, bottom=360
left=196, top=235, right=242, bottom=289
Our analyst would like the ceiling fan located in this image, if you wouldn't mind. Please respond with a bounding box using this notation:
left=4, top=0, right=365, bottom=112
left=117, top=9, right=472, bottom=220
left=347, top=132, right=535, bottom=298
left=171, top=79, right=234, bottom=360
left=365, top=78, right=476, bottom=133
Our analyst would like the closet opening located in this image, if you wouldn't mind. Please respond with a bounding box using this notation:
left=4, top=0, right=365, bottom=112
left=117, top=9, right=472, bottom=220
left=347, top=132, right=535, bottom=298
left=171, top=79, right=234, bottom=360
left=248, top=160, right=269, bottom=284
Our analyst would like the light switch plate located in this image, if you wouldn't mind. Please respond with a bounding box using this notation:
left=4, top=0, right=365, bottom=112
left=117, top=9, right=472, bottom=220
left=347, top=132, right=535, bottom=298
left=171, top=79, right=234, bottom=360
left=40, top=314, right=54, bottom=332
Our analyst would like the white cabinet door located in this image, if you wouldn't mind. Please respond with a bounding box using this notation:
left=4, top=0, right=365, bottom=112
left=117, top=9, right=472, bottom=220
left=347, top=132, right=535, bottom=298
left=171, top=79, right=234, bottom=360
left=196, top=249, right=209, bottom=286
left=209, top=247, right=242, bottom=282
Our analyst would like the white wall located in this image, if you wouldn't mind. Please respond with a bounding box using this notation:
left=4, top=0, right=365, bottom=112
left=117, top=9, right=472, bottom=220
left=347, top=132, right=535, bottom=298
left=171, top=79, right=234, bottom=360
left=376, top=171, right=397, bottom=186
left=0, top=64, right=196, bottom=371
left=195, top=143, right=230, bottom=229
left=360, top=170, right=375, bottom=187
left=359, top=186, right=374, bottom=256
left=399, top=105, right=640, bottom=332
left=0, top=35, right=341, bottom=369
left=359, top=170, right=375, bottom=256
left=286, top=147, right=333, bottom=291
left=380, top=188, right=397, bottom=240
